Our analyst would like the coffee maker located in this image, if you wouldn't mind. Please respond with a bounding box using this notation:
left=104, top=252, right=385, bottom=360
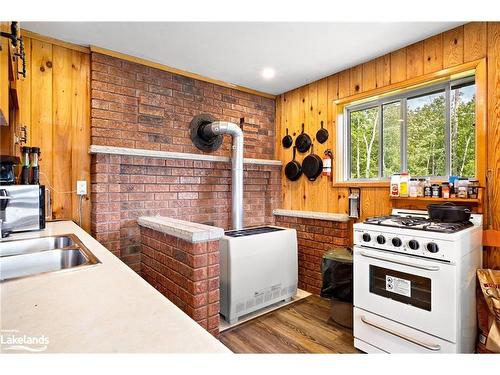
left=0, top=155, right=20, bottom=184
left=0, top=153, right=46, bottom=238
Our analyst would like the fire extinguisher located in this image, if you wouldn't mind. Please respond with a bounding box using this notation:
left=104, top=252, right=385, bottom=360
left=322, top=149, right=333, bottom=178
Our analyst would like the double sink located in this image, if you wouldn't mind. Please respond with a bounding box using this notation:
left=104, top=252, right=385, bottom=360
left=0, top=234, right=100, bottom=282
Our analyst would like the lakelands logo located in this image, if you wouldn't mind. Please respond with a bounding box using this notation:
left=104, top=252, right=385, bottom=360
left=0, top=329, right=49, bottom=352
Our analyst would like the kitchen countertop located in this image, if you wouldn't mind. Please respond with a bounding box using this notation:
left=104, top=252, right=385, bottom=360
left=138, top=216, right=224, bottom=243
left=273, top=209, right=350, bottom=222
left=0, top=221, right=231, bottom=353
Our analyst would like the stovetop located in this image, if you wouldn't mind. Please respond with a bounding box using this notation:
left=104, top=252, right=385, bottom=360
left=363, top=215, right=474, bottom=233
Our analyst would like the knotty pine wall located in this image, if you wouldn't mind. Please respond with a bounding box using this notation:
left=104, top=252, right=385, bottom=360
left=15, top=36, right=91, bottom=231
left=275, top=22, right=500, bottom=268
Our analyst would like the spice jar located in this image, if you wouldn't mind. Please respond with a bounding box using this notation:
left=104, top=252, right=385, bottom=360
left=399, top=171, right=409, bottom=198
left=431, top=184, right=441, bottom=198
left=417, top=178, right=425, bottom=197
left=457, top=178, right=469, bottom=199
left=409, top=178, right=418, bottom=198
left=390, top=174, right=400, bottom=197
left=441, top=182, right=450, bottom=199
left=424, top=178, right=432, bottom=197
left=468, top=178, right=479, bottom=199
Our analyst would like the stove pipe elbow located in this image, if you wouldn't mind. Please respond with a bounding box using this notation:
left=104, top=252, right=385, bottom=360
left=200, top=121, right=244, bottom=230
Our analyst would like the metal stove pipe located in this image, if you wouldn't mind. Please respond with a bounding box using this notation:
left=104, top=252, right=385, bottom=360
left=199, top=121, right=244, bottom=230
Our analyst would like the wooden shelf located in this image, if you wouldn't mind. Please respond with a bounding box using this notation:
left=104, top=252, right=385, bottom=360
left=390, top=196, right=481, bottom=204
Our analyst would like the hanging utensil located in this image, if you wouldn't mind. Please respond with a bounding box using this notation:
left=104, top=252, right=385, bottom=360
left=302, top=143, right=323, bottom=181
left=282, top=128, right=293, bottom=149
left=295, top=123, right=312, bottom=153
left=316, top=120, right=329, bottom=144
left=285, top=146, right=302, bottom=181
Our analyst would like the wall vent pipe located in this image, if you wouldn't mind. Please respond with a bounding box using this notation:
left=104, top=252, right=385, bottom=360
left=190, top=115, right=244, bottom=230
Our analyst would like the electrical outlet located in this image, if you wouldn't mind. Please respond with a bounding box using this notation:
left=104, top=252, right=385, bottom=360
left=76, top=180, right=87, bottom=195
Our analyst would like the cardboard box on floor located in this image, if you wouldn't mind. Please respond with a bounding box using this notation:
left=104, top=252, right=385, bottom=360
left=477, top=269, right=500, bottom=353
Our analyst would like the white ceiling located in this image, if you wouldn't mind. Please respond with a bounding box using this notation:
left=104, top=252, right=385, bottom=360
left=22, top=22, right=463, bottom=95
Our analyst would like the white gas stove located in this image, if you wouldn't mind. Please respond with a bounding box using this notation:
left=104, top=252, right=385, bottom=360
left=353, top=209, right=482, bottom=354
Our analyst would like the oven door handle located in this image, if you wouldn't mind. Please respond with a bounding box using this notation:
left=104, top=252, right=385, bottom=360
left=360, top=315, right=441, bottom=352
left=358, top=251, right=440, bottom=271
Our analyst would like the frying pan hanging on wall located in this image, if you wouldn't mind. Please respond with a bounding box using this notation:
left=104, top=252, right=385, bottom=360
left=285, top=146, right=302, bottom=181
left=316, top=121, right=329, bottom=144
left=302, top=144, right=323, bottom=181
left=295, top=123, right=312, bottom=153
left=282, top=128, right=293, bottom=148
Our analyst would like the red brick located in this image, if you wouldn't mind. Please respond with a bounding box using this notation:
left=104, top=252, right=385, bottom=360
left=91, top=51, right=283, bottom=337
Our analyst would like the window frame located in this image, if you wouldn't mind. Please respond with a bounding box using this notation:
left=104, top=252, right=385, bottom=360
left=343, top=75, right=476, bottom=182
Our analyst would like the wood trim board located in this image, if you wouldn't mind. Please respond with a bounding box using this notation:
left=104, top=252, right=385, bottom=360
left=21, top=29, right=90, bottom=54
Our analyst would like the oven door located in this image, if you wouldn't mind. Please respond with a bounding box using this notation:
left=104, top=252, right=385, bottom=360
left=354, top=245, right=456, bottom=342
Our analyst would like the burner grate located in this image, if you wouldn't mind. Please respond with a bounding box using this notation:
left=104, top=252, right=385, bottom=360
left=393, top=216, right=430, bottom=227
left=364, top=215, right=473, bottom=233
left=422, top=221, right=474, bottom=233
left=364, top=215, right=400, bottom=225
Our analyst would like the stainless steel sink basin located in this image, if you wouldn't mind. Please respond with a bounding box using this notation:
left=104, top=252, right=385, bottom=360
left=0, top=235, right=76, bottom=257
left=0, top=234, right=100, bottom=282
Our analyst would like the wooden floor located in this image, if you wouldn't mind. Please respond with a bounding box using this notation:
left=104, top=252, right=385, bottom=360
left=219, top=295, right=358, bottom=353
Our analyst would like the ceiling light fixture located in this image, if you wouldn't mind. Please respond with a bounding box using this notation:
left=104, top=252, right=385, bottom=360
left=262, top=67, right=275, bottom=79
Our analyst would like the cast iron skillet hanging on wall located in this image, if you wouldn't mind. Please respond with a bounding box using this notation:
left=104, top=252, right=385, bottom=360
left=316, top=121, right=329, bottom=144
left=302, top=144, right=323, bottom=181
left=282, top=128, right=293, bottom=148
left=285, top=146, right=302, bottom=181
left=295, top=123, right=312, bottom=153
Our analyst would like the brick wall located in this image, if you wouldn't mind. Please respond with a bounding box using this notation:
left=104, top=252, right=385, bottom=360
left=274, top=215, right=352, bottom=295
left=91, top=153, right=281, bottom=270
left=90, top=52, right=281, bottom=271
left=140, top=226, right=220, bottom=336
left=91, top=52, right=276, bottom=160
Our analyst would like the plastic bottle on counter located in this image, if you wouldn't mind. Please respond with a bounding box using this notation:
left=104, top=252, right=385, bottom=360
left=449, top=176, right=458, bottom=198
left=390, top=174, right=400, bottom=197
left=30, top=147, right=40, bottom=185
left=399, top=172, right=409, bottom=197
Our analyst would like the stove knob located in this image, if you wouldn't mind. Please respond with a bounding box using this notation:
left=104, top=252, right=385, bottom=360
left=408, top=240, right=420, bottom=250
left=362, top=233, right=371, bottom=242
left=376, top=235, right=386, bottom=245
left=427, top=242, right=439, bottom=253
left=391, top=237, right=402, bottom=247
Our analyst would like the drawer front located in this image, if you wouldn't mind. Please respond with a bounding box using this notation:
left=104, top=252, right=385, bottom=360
left=354, top=308, right=457, bottom=353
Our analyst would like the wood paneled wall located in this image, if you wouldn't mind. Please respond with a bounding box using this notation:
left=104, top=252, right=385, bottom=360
left=276, top=22, right=500, bottom=268
left=486, top=23, right=500, bottom=268
left=16, top=36, right=91, bottom=231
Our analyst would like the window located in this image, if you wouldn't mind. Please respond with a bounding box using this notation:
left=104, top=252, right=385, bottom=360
left=345, top=77, right=476, bottom=180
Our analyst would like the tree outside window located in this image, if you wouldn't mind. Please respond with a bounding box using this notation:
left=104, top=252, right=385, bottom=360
left=346, top=78, right=476, bottom=180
